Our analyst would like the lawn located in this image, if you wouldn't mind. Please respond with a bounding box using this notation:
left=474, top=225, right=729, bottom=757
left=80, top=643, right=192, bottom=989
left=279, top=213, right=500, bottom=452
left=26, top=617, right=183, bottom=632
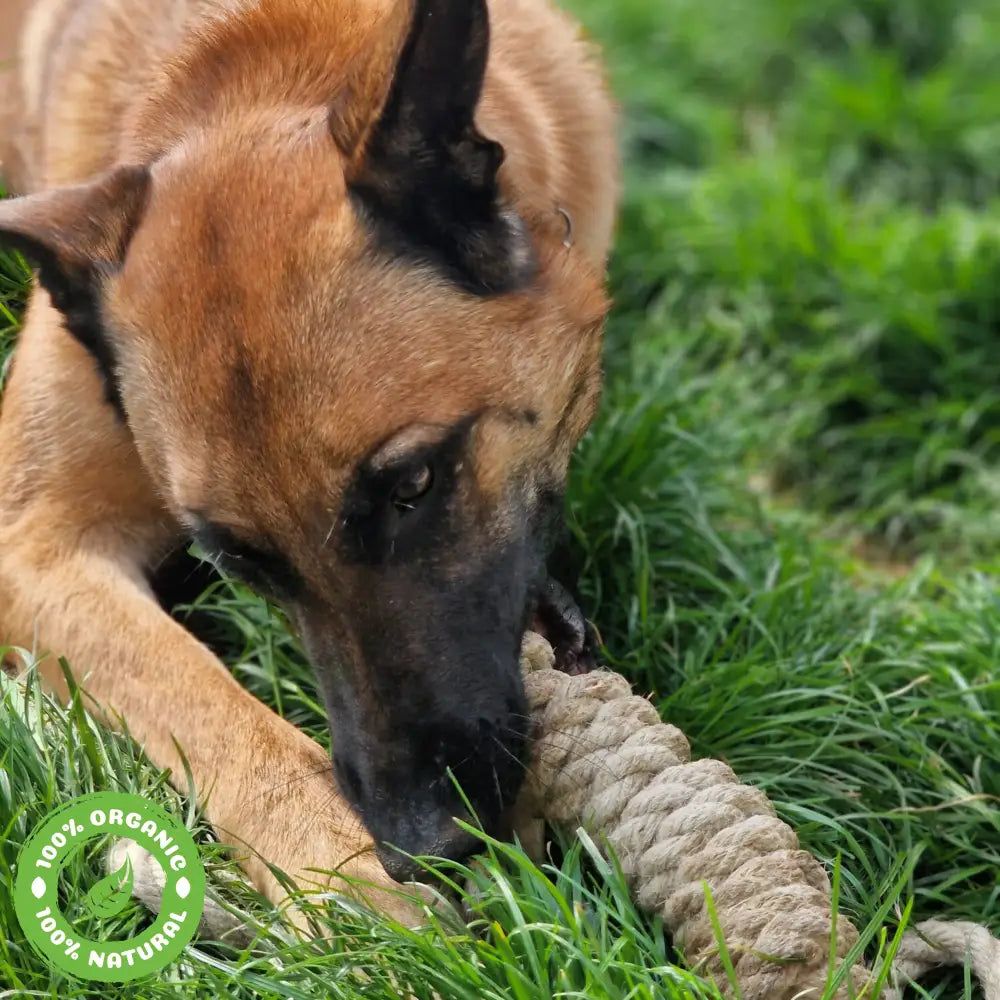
left=2, top=0, right=999, bottom=997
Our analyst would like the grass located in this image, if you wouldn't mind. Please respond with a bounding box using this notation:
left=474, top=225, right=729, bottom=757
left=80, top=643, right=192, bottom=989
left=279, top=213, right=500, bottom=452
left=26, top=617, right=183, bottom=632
left=2, top=0, right=1000, bottom=996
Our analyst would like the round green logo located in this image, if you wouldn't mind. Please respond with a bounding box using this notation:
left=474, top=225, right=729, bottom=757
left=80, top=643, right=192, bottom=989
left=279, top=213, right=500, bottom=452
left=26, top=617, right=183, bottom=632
left=14, top=791, right=206, bottom=982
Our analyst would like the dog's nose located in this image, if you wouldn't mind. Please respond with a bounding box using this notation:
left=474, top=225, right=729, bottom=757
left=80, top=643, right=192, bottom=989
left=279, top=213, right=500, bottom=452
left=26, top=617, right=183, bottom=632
left=374, top=820, right=483, bottom=884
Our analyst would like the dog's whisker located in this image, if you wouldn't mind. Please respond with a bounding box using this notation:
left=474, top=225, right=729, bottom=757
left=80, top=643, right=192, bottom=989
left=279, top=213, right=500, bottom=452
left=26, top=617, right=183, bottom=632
left=322, top=517, right=337, bottom=549
left=499, top=725, right=628, bottom=786
left=252, top=762, right=334, bottom=801
left=491, top=734, right=529, bottom=774
left=503, top=719, right=619, bottom=761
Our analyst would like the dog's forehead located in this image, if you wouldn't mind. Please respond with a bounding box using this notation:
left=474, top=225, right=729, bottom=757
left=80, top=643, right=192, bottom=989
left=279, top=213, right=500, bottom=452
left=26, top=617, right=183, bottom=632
left=116, top=252, right=535, bottom=509
left=109, top=127, right=606, bottom=513
left=132, top=126, right=353, bottom=282
left=119, top=192, right=541, bottom=426
left=119, top=222, right=532, bottom=440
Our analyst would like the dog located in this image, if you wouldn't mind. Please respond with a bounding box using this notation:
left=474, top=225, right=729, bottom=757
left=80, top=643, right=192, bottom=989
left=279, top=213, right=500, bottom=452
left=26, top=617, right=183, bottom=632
left=0, top=0, right=618, bottom=917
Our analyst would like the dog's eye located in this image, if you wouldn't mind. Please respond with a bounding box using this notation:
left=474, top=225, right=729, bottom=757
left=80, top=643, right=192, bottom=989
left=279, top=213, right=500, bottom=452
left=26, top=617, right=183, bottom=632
left=391, top=464, right=434, bottom=511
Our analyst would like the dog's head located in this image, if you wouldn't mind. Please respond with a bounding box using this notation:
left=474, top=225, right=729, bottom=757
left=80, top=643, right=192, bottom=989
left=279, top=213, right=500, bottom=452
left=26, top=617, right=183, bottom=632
left=0, top=0, right=609, bottom=878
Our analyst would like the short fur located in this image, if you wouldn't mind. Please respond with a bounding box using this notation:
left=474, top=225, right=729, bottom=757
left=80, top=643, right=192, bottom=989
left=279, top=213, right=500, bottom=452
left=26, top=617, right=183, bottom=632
left=0, top=0, right=618, bottom=911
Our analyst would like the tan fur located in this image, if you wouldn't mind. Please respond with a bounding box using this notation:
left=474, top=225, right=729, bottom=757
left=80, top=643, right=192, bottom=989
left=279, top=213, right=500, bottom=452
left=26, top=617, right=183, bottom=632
left=0, top=0, right=618, bottom=917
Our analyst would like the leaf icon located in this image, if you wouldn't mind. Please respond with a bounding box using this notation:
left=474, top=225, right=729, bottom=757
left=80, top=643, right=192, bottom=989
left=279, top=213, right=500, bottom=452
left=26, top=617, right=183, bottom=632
left=84, top=856, right=134, bottom=920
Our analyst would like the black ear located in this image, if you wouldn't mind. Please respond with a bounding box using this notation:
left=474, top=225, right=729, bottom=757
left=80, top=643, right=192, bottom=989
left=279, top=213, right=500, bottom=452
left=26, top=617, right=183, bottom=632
left=345, top=0, right=534, bottom=295
left=0, top=165, right=150, bottom=412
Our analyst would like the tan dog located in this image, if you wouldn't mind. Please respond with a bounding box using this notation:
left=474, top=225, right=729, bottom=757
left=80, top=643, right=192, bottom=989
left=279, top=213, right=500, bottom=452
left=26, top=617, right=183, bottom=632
left=0, top=0, right=618, bottom=917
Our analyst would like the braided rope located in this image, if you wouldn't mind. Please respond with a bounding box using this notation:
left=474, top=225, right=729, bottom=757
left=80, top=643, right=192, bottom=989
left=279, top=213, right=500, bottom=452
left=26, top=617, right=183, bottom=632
left=519, top=632, right=1000, bottom=999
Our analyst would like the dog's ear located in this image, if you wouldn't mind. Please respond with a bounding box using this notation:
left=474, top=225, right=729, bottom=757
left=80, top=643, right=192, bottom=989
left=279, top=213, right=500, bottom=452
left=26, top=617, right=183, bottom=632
left=341, top=0, right=534, bottom=295
left=0, top=166, right=150, bottom=298
left=0, top=166, right=150, bottom=409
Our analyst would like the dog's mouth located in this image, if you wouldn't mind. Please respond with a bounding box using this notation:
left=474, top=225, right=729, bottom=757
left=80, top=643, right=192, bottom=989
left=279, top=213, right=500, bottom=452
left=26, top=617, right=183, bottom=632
left=528, top=577, right=598, bottom=675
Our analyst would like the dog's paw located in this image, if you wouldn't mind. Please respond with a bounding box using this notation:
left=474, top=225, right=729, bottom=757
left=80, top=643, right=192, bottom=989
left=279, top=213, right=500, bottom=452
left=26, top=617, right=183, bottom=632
left=211, top=721, right=433, bottom=931
left=108, top=838, right=256, bottom=946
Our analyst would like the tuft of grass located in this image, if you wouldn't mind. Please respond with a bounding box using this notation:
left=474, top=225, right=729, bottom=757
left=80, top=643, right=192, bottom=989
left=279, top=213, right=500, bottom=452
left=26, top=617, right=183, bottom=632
left=2, top=0, right=1000, bottom=997
left=593, top=0, right=1000, bottom=557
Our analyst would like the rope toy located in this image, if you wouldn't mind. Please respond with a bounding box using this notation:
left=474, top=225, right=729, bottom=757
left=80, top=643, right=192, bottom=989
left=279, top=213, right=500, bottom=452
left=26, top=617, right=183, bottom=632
left=518, top=633, right=1000, bottom=999
left=115, top=633, right=1000, bottom=997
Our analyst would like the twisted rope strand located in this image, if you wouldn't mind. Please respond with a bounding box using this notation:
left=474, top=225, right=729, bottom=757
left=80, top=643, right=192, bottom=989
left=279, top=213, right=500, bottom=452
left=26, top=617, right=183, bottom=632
left=519, top=632, right=1000, bottom=1000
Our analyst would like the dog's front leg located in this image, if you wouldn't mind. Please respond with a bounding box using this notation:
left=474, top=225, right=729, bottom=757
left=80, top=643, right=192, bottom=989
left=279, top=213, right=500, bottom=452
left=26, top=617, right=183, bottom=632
left=3, top=540, right=414, bottom=919
left=0, top=306, right=411, bottom=923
